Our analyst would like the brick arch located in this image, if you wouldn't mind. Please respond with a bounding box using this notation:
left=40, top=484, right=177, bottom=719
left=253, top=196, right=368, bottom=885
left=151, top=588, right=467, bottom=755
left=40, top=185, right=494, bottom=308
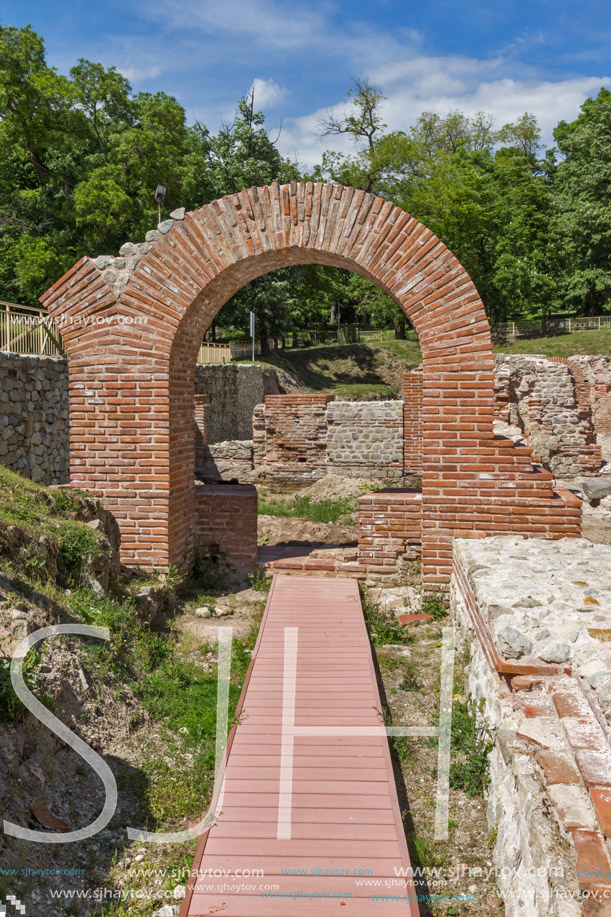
left=41, top=182, right=580, bottom=588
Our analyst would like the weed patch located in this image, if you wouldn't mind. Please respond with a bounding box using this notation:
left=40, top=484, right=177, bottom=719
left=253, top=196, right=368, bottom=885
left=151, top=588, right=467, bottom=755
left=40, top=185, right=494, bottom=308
left=361, top=588, right=412, bottom=646
left=449, top=698, right=493, bottom=798
left=259, top=494, right=356, bottom=524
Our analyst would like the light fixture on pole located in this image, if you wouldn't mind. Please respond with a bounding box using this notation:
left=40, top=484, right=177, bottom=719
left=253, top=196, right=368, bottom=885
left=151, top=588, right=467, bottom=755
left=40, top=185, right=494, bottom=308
left=155, top=185, right=166, bottom=226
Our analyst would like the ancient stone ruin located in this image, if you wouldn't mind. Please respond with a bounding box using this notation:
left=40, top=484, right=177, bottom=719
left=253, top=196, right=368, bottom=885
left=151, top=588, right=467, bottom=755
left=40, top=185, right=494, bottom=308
left=0, top=181, right=603, bottom=914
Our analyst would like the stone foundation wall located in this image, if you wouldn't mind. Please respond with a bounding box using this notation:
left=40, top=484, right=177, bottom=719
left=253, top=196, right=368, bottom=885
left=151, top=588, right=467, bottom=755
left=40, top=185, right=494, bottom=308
left=326, top=400, right=404, bottom=482
left=194, top=483, right=258, bottom=571
left=451, top=536, right=611, bottom=915
left=195, top=363, right=265, bottom=442
left=0, top=352, right=69, bottom=484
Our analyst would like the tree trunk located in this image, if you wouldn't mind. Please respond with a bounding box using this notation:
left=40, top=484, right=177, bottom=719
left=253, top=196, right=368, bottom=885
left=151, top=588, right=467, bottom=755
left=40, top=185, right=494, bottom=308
left=394, top=319, right=407, bottom=339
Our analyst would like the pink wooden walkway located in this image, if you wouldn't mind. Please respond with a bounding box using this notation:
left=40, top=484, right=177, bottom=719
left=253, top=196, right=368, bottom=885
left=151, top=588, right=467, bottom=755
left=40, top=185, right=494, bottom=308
left=181, top=575, right=420, bottom=916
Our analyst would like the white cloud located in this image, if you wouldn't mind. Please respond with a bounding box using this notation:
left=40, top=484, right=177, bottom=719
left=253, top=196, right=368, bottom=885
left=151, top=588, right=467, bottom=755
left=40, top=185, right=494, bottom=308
left=275, top=55, right=611, bottom=167
left=249, top=77, right=287, bottom=108
left=117, top=63, right=164, bottom=81
left=144, top=0, right=327, bottom=50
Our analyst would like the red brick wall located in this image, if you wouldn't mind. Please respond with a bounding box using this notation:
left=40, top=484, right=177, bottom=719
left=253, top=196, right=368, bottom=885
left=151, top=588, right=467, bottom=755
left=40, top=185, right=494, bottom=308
left=403, top=369, right=422, bottom=475
left=41, top=182, right=581, bottom=587
left=194, top=394, right=211, bottom=479
left=358, top=489, right=421, bottom=583
left=195, top=483, right=257, bottom=571
left=253, top=394, right=334, bottom=480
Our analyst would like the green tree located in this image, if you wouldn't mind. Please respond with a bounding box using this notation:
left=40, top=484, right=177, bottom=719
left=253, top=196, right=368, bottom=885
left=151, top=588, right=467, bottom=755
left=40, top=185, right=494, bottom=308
left=553, top=88, right=611, bottom=314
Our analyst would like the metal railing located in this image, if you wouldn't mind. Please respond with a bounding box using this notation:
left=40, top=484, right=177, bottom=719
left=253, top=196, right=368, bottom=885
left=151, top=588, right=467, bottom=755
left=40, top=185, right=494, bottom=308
left=0, top=301, right=63, bottom=356
left=197, top=341, right=261, bottom=364
left=493, top=314, right=611, bottom=342
left=359, top=328, right=396, bottom=342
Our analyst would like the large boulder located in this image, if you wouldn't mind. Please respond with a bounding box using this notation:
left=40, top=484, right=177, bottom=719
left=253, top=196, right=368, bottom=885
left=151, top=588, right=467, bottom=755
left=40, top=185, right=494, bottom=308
left=582, top=480, right=611, bottom=503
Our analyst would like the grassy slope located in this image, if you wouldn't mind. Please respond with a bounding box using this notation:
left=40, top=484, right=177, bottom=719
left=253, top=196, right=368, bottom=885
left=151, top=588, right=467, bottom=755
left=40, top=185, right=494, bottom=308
left=250, top=329, right=611, bottom=396
left=493, top=326, right=611, bottom=358
left=0, top=468, right=259, bottom=916
left=252, top=338, right=421, bottom=397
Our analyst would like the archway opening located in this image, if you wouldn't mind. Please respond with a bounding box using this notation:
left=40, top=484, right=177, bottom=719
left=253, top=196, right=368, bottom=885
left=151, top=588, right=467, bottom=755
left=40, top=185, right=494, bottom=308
left=41, top=182, right=581, bottom=590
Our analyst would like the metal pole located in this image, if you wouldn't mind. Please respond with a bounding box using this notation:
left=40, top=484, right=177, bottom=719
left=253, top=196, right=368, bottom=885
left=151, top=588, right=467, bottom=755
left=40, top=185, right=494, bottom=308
left=250, top=311, right=255, bottom=362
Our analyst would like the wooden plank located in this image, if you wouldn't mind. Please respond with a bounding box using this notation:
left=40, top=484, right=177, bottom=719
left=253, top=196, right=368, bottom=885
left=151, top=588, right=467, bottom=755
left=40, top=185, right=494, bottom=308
left=181, top=575, right=419, bottom=917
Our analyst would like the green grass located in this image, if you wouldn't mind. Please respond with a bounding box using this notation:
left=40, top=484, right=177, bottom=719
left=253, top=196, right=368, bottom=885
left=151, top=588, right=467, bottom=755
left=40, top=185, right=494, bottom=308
left=399, top=659, right=421, bottom=692
left=422, top=593, right=447, bottom=621
left=449, top=698, right=493, bottom=798
left=251, top=340, right=420, bottom=396
left=259, top=494, right=356, bottom=524
left=494, top=326, right=611, bottom=358
left=245, top=328, right=611, bottom=402
left=0, top=651, right=42, bottom=722
left=360, top=587, right=413, bottom=646
left=0, top=466, right=106, bottom=584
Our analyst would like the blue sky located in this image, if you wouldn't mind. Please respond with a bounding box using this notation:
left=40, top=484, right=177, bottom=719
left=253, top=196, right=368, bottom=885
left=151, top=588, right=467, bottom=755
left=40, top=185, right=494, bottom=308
left=3, top=0, right=611, bottom=166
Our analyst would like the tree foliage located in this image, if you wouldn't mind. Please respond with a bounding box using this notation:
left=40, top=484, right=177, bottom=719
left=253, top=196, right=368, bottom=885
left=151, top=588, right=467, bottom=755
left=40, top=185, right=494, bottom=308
left=1, top=25, right=611, bottom=332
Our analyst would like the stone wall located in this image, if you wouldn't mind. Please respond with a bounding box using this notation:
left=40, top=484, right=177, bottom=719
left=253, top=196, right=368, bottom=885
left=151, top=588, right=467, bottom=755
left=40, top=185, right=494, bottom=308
left=494, top=354, right=602, bottom=476
left=326, top=400, right=404, bottom=482
left=250, top=396, right=409, bottom=486
left=199, top=440, right=254, bottom=483
left=0, top=352, right=69, bottom=484
left=195, top=363, right=265, bottom=442
left=452, top=536, right=611, bottom=915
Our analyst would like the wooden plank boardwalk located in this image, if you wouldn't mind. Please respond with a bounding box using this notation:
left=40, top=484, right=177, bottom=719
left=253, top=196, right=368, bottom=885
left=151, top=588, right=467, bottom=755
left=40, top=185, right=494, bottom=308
left=181, top=575, right=420, bottom=916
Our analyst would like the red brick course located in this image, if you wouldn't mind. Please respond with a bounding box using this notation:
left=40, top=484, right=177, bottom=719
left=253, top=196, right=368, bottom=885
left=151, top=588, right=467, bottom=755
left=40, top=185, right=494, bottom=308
left=194, top=483, right=257, bottom=571
left=403, top=368, right=422, bottom=476
left=357, top=489, right=421, bottom=582
left=253, top=394, right=333, bottom=480
left=41, top=182, right=581, bottom=584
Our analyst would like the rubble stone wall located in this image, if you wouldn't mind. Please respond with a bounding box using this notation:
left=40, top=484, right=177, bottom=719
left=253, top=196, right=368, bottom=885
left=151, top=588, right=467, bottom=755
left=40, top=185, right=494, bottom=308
left=494, top=354, right=602, bottom=475
left=0, top=352, right=69, bottom=485
left=452, top=536, right=611, bottom=915
left=326, top=400, right=404, bottom=483
left=195, top=363, right=265, bottom=442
